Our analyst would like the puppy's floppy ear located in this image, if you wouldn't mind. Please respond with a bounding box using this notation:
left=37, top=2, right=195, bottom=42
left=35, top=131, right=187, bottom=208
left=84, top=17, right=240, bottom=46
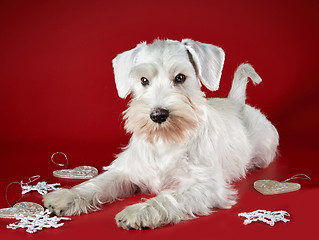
left=112, top=42, right=146, bottom=98
left=182, top=39, right=225, bottom=91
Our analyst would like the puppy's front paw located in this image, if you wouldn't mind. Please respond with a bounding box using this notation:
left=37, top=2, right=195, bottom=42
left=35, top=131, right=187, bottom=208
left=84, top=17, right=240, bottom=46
left=43, top=189, right=88, bottom=216
left=115, top=203, right=163, bottom=230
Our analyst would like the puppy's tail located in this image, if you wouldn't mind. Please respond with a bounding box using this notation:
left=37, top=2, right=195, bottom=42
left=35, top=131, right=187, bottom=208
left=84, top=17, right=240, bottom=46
left=228, top=63, right=262, bottom=104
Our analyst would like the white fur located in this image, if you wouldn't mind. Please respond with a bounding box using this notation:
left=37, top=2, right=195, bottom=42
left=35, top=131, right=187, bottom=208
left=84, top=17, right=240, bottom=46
left=43, top=39, right=279, bottom=230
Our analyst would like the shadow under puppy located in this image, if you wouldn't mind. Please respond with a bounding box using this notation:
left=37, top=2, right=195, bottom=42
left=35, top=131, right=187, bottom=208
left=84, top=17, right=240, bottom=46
left=43, top=39, right=279, bottom=230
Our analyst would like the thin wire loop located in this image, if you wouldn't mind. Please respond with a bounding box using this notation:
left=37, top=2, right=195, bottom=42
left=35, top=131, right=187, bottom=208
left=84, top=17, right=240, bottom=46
left=5, top=182, right=23, bottom=207
left=282, top=174, right=311, bottom=183
left=5, top=175, right=41, bottom=207
left=51, top=152, right=68, bottom=169
left=27, top=175, right=41, bottom=184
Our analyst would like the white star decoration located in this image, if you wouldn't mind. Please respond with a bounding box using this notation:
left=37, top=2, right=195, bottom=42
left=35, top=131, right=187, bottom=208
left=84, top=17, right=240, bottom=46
left=7, top=209, right=71, bottom=233
left=21, top=181, right=61, bottom=195
left=238, top=210, right=290, bottom=226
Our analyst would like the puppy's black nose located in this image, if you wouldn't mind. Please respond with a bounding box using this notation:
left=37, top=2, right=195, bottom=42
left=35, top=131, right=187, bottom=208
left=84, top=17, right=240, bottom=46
left=150, top=108, right=169, bottom=124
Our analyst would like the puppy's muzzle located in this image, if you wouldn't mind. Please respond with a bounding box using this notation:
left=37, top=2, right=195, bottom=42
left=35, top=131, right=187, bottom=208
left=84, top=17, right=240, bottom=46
left=150, top=108, right=169, bottom=124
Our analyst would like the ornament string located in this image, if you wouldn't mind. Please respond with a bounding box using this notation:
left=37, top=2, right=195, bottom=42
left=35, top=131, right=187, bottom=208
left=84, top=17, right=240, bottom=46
left=5, top=175, right=40, bottom=207
left=5, top=182, right=23, bottom=207
left=51, top=152, right=68, bottom=169
left=282, top=174, right=311, bottom=183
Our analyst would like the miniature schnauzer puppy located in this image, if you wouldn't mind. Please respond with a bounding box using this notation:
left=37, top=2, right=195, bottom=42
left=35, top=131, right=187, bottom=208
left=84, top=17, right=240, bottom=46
left=43, top=39, right=279, bottom=230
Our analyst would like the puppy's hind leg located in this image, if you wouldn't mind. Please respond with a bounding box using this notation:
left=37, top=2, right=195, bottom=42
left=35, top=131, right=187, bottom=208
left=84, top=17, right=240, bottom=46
left=244, top=106, right=279, bottom=169
left=228, top=63, right=279, bottom=168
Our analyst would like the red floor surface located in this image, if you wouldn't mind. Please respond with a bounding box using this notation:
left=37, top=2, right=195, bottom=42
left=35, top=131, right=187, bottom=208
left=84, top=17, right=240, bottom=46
left=0, top=0, right=318, bottom=239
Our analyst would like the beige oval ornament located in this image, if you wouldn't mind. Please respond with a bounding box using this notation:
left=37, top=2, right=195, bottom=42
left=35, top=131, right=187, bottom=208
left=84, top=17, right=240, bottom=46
left=53, top=166, right=98, bottom=179
left=254, top=180, right=301, bottom=195
left=0, top=202, right=44, bottom=219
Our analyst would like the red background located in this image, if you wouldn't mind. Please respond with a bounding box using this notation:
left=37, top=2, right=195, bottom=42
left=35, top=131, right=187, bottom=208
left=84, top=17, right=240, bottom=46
left=0, top=0, right=318, bottom=239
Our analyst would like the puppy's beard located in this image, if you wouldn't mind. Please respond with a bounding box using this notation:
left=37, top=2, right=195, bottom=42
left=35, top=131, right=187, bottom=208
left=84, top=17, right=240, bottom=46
left=123, top=95, right=204, bottom=144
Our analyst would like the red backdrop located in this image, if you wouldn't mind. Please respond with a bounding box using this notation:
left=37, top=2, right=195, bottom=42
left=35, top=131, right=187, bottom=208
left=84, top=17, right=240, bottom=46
left=0, top=0, right=318, bottom=239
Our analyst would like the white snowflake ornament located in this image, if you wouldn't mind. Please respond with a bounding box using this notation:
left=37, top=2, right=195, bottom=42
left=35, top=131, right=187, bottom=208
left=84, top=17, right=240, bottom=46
left=21, top=181, right=61, bottom=195
left=7, top=209, right=71, bottom=233
left=238, top=210, right=290, bottom=226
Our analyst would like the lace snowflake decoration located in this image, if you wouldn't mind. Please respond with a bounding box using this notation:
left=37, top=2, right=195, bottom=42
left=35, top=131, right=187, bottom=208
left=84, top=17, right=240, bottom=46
left=21, top=181, right=61, bottom=195
left=238, top=210, right=290, bottom=226
left=7, top=209, right=71, bottom=233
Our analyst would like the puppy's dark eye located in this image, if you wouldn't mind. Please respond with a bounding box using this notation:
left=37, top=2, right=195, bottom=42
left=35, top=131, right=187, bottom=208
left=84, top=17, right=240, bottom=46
left=141, top=77, right=149, bottom=86
left=174, top=74, right=186, bottom=84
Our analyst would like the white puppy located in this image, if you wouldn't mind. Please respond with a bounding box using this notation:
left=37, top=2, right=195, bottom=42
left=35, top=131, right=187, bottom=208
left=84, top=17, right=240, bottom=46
left=43, top=39, right=279, bottom=230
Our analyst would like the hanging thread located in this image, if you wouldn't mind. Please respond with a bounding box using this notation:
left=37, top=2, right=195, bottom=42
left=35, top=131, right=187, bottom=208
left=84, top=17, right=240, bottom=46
left=282, top=174, right=311, bottom=183
left=5, top=175, right=40, bottom=207
left=51, top=152, right=68, bottom=169
left=6, top=182, right=23, bottom=207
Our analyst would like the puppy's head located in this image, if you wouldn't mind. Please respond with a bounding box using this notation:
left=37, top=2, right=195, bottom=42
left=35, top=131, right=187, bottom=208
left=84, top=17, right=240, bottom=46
left=112, top=39, right=225, bottom=143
